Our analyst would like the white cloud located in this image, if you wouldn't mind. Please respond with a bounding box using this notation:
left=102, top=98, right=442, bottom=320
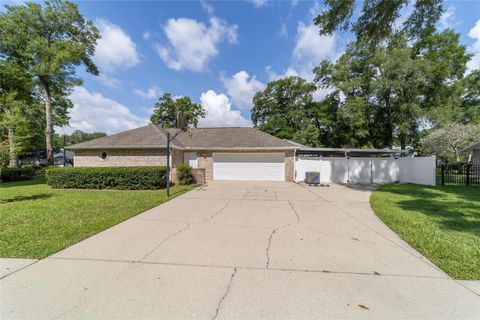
left=247, top=0, right=269, bottom=8
left=155, top=17, right=238, bottom=72
left=439, top=6, right=456, bottom=30
left=266, top=22, right=338, bottom=82
left=278, top=22, right=288, bottom=39
left=467, top=19, right=480, bottom=71
left=265, top=65, right=299, bottom=81
left=221, top=71, right=265, bottom=109
left=200, top=0, right=215, bottom=15
left=308, top=0, right=322, bottom=19
left=199, top=90, right=251, bottom=127
left=143, top=31, right=151, bottom=40
left=67, top=87, right=147, bottom=134
left=292, top=22, right=336, bottom=77
left=96, top=74, right=121, bottom=88
left=94, top=19, right=140, bottom=74
left=134, top=86, right=161, bottom=99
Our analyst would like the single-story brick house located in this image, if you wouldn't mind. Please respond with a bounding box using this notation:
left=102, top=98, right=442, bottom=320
left=68, top=125, right=296, bottom=182
left=461, top=140, right=480, bottom=164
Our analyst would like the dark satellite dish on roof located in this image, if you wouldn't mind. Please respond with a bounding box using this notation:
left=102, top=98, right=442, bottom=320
left=176, top=111, right=188, bottom=132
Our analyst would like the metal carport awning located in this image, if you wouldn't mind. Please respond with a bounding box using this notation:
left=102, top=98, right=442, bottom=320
left=296, top=147, right=409, bottom=158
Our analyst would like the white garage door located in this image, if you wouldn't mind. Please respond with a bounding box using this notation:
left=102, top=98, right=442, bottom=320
left=213, top=153, right=285, bottom=181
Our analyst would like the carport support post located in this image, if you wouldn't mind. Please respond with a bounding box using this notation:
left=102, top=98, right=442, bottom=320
left=166, top=132, right=171, bottom=197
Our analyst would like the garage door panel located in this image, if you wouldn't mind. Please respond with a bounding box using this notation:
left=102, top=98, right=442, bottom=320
left=214, top=153, right=285, bottom=181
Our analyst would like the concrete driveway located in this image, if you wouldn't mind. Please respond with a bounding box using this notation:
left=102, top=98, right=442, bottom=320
left=1, top=182, right=479, bottom=319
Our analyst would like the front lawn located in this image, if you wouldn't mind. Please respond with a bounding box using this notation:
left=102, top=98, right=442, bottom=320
left=370, top=184, right=480, bottom=280
left=0, top=178, right=195, bottom=259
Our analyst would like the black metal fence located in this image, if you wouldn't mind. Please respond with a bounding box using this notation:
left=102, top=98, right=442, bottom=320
left=438, top=163, right=480, bottom=186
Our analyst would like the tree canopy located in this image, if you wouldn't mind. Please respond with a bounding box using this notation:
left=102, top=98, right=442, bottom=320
left=0, top=0, right=100, bottom=165
left=420, top=124, right=480, bottom=163
left=150, top=93, right=206, bottom=128
left=459, top=70, right=480, bottom=124
left=251, top=77, right=321, bottom=146
left=53, top=130, right=107, bottom=149
left=0, top=56, right=43, bottom=166
left=250, top=0, right=479, bottom=151
left=314, top=0, right=444, bottom=42
left=313, top=31, right=472, bottom=149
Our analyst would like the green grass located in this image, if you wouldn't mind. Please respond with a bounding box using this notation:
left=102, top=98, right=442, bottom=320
left=0, top=178, right=196, bottom=259
left=370, top=183, right=480, bottom=280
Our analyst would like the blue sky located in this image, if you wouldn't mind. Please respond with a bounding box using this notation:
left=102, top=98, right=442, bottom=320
left=4, top=0, right=480, bottom=134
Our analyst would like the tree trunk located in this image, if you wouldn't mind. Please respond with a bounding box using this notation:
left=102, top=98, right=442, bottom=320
left=40, top=78, right=54, bottom=166
left=400, top=133, right=406, bottom=150
left=384, top=91, right=393, bottom=148
left=1, top=97, right=17, bottom=167
left=7, top=125, right=17, bottom=168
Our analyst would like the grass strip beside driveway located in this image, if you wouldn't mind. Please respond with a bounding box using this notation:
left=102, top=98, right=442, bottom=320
left=0, top=178, right=195, bottom=259
left=370, top=184, right=480, bottom=280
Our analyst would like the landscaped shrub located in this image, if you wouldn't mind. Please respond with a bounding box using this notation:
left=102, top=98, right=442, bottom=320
left=176, top=163, right=194, bottom=185
left=45, top=166, right=167, bottom=190
left=1, top=165, right=42, bottom=182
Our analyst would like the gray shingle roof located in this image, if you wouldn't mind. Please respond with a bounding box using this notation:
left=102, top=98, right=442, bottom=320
left=68, top=125, right=167, bottom=149
left=68, top=125, right=295, bottom=150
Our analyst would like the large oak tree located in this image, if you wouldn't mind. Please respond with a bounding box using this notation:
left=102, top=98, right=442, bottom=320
left=0, top=0, right=100, bottom=165
left=251, top=77, right=321, bottom=147
left=150, top=93, right=206, bottom=128
left=314, top=0, right=444, bottom=42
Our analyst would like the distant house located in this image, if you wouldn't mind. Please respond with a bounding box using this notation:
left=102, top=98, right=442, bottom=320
left=461, top=140, right=480, bottom=164
left=54, top=149, right=75, bottom=166
left=19, top=149, right=74, bottom=167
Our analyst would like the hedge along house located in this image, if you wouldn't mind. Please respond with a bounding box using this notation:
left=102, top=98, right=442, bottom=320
left=68, top=125, right=296, bottom=182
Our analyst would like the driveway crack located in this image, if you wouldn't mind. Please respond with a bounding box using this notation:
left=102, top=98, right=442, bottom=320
left=272, top=189, right=278, bottom=201
left=264, top=201, right=301, bottom=269
left=212, top=268, right=237, bottom=320
left=288, top=200, right=301, bottom=223
left=138, top=222, right=190, bottom=262
left=288, top=200, right=387, bottom=246
left=266, top=228, right=278, bottom=269
left=203, top=200, right=231, bottom=223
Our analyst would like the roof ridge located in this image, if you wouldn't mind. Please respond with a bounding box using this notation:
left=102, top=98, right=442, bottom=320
left=460, top=139, right=480, bottom=152
left=68, top=124, right=166, bottom=149
left=157, top=126, right=185, bottom=148
left=164, top=127, right=252, bottom=129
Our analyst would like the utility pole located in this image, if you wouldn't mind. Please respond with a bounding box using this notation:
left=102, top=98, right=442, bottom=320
left=166, top=132, right=171, bottom=196
left=165, top=111, right=187, bottom=197
left=63, top=135, right=66, bottom=166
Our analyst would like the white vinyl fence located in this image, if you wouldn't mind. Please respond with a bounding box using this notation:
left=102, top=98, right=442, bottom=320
left=295, top=156, right=436, bottom=186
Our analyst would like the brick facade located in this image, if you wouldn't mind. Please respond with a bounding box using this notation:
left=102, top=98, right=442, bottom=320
left=74, top=148, right=295, bottom=182
left=285, top=150, right=295, bottom=182
left=74, top=149, right=167, bottom=167
left=192, top=168, right=206, bottom=184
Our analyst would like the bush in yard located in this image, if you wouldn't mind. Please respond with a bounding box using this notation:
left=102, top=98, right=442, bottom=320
left=176, top=163, right=193, bottom=185
left=1, top=165, right=42, bottom=182
left=46, top=166, right=167, bottom=190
